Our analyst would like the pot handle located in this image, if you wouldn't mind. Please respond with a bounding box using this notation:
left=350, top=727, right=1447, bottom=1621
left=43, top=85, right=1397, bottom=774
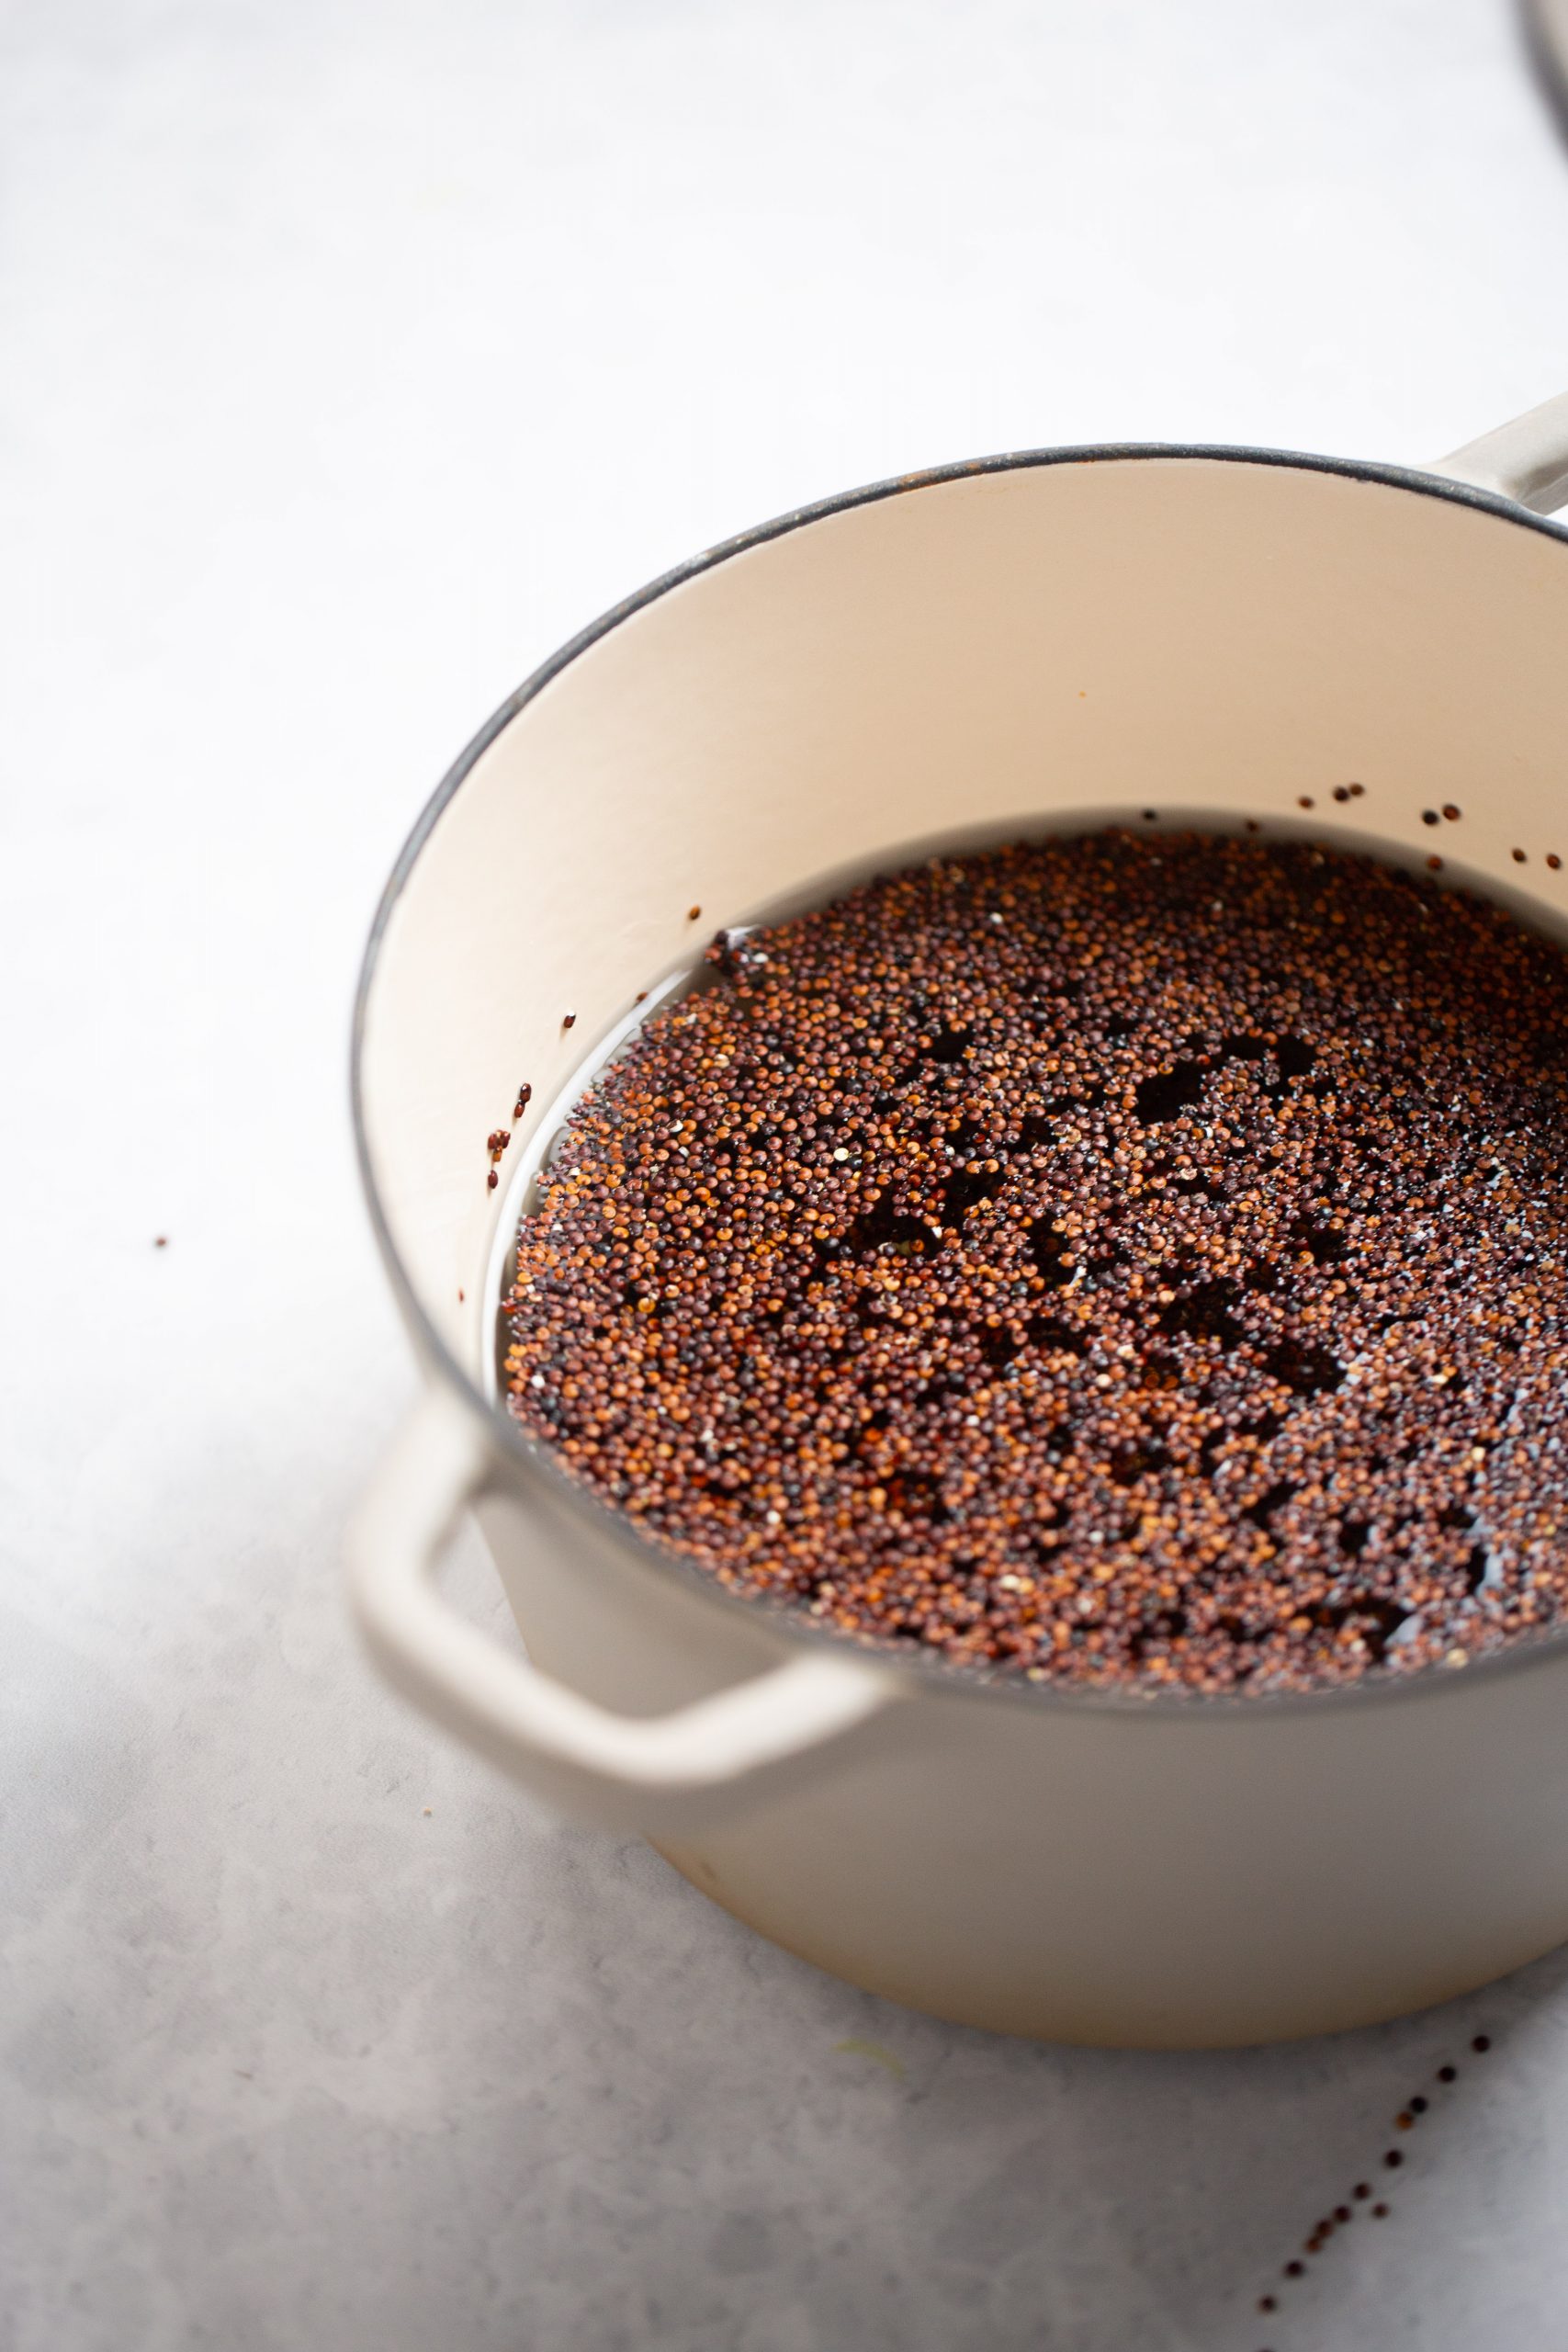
left=347, top=1386, right=898, bottom=1830
left=1431, top=389, right=1568, bottom=514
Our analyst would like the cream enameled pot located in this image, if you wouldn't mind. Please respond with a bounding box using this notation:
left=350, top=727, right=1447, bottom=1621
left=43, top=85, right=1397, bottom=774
left=350, top=394, right=1568, bottom=2048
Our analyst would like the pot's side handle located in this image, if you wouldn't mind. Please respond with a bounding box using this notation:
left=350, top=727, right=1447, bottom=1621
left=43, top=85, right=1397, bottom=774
left=346, top=1387, right=899, bottom=1832
left=1431, top=389, right=1568, bottom=514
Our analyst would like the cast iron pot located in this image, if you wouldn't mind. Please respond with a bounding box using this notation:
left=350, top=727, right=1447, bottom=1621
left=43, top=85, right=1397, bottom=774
left=349, top=391, right=1568, bottom=2047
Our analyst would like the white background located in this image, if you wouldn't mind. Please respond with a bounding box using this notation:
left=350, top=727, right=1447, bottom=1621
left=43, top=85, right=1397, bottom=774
left=6, top=3, right=1568, bottom=2346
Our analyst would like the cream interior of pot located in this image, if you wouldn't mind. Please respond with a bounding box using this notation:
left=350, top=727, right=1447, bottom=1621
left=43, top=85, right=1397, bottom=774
left=355, top=456, right=1568, bottom=1379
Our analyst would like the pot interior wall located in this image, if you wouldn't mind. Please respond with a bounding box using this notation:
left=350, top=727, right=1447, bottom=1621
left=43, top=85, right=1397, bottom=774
left=356, top=456, right=1568, bottom=1372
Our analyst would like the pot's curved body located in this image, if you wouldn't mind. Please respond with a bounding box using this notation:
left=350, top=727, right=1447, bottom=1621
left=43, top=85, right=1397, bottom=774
left=352, top=417, right=1568, bottom=2045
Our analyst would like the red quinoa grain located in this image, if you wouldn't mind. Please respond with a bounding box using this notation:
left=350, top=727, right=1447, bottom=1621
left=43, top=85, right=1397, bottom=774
left=505, top=831, right=1568, bottom=1693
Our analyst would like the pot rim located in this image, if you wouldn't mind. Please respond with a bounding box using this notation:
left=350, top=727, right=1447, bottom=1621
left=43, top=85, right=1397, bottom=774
left=351, top=437, right=1568, bottom=1723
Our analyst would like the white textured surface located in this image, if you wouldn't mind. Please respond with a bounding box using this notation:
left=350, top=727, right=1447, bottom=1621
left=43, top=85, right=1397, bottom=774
left=5, top=3, right=1568, bottom=2346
